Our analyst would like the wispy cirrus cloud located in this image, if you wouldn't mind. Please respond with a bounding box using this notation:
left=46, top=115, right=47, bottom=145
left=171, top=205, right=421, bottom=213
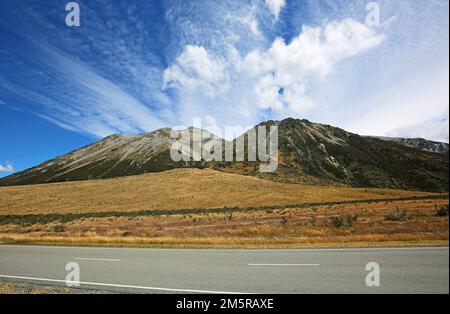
left=0, top=0, right=170, bottom=138
left=0, top=39, right=166, bottom=137
left=0, top=0, right=448, bottom=143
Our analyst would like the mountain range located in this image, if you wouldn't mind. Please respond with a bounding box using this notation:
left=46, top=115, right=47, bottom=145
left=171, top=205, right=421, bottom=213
left=1, top=118, right=448, bottom=192
left=371, top=137, right=449, bottom=155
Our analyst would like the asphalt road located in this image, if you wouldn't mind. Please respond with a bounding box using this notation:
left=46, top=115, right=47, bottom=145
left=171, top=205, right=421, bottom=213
left=0, top=245, right=448, bottom=294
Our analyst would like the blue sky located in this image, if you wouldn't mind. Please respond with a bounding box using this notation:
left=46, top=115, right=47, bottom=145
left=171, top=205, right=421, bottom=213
left=0, top=0, right=449, bottom=177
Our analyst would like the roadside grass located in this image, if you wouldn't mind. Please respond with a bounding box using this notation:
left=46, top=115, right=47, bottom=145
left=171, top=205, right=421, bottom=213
left=0, top=282, right=46, bottom=294
left=0, top=281, right=107, bottom=294
left=0, top=235, right=447, bottom=249
left=0, top=282, right=66, bottom=294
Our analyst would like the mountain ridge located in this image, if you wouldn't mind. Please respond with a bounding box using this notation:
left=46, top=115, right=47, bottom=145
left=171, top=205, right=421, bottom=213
left=1, top=118, right=448, bottom=192
left=370, top=136, right=449, bottom=155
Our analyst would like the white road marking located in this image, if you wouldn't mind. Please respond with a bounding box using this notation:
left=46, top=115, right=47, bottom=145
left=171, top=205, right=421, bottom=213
left=0, top=275, right=247, bottom=294
left=248, top=263, right=320, bottom=267
left=75, top=258, right=120, bottom=262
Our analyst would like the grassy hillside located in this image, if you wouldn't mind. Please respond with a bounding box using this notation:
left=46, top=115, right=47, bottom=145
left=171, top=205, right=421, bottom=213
left=0, top=168, right=443, bottom=216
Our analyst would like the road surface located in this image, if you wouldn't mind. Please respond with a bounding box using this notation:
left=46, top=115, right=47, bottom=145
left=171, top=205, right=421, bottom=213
left=0, top=245, right=448, bottom=294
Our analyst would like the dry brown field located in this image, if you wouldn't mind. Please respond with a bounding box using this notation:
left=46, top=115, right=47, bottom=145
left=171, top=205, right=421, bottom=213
left=0, top=169, right=447, bottom=248
left=0, top=168, right=441, bottom=215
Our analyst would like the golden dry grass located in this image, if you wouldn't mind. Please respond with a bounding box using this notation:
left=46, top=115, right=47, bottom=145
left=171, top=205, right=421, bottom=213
left=0, top=168, right=441, bottom=215
left=1, top=198, right=448, bottom=248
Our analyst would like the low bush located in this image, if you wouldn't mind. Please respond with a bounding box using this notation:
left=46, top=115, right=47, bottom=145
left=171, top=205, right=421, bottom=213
left=435, top=205, right=449, bottom=217
left=330, top=214, right=358, bottom=228
left=384, top=207, right=409, bottom=221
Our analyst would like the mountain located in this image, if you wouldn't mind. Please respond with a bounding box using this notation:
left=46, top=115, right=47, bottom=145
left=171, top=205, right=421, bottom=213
left=0, top=127, right=223, bottom=186
left=372, top=137, right=449, bottom=155
left=216, top=119, right=448, bottom=192
left=1, top=118, right=448, bottom=192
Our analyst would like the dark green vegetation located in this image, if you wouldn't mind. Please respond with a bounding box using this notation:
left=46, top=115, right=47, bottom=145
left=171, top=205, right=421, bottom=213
left=1, top=118, right=448, bottom=192
left=435, top=205, right=449, bottom=217
left=330, top=214, right=358, bottom=228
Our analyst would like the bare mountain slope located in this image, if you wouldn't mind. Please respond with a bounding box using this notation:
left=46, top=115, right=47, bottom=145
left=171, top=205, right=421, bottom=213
left=373, top=137, right=449, bottom=155
left=217, top=119, right=449, bottom=192
left=1, top=128, right=221, bottom=186
left=1, top=118, right=448, bottom=192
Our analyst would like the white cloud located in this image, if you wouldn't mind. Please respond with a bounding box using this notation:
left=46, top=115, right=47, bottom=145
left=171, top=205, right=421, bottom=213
left=0, top=163, right=14, bottom=172
left=283, top=83, right=316, bottom=113
left=265, top=0, right=285, bottom=19
left=163, top=45, right=228, bottom=98
left=243, top=18, right=385, bottom=112
left=163, top=19, right=385, bottom=130
left=240, top=12, right=261, bottom=37
left=388, top=114, right=449, bottom=143
left=254, top=74, right=284, bottom=110
left=248, top=19, right=385, bottom=78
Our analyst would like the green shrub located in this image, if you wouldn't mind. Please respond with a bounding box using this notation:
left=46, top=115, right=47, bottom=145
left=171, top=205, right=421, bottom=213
left=331, top=216, right=344, bottom=228
left=436, top=205, right=449, bottom=217
left=330, top=214, right=358, bottom=228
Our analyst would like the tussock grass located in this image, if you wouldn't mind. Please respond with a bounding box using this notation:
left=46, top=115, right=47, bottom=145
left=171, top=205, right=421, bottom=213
left=0, top=169, right=442, bottom=216
left=0, top=169, right=447, bottom=248
left=0, top=193, right=446, bottom=226
left=0, top=198, right=447, bottom=249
